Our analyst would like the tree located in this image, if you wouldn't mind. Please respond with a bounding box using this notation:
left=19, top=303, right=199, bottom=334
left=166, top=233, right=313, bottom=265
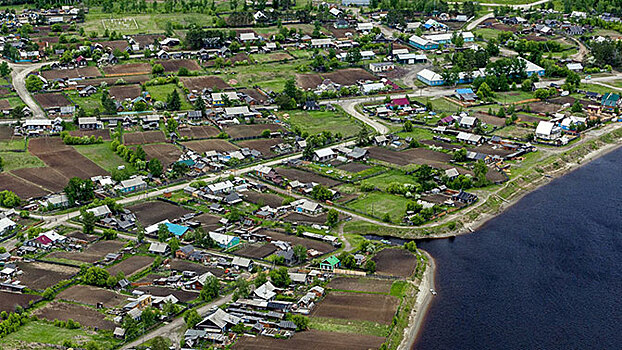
left=178, top=67, right=190, bottom=76
left=0, top=62, right=11, bottom=77
left=167, top=89, right=181, bottom=111
left=200, top=275, right=220, bottom=301
left=150, top=336, right=169, bottom=350
left=346, top=47, right=362, bottom=64
left=476, top=82, right=494, bottom=99
left=565, top=71, right=581, bottom=89
left=269, top=267, right=291, bottom=287
left=404, top=120, right=413, bottom=132
left=365, top=259, right=376, bottom=273
left=233, top=278, right=250, bottom=301
left=356, top=126, right=370, bottom=146
left=169, top=237, right=180, bottom=253
left=254, top=271, right=268, bottom=287
left=166, top=117, right=179, bottom=134
left=83, top=266, right=110, bottom=287
left=42, top=287, right=55, bottom=300
left=440, top=68, right=458, bottom=87
left=184, top=309, right=201, bottom=328
left=152, top=63, right=164, bottom=74
left=311, top=184, right=332, bottom=201
left=102, top=228, right=117, bottom=240
left=80, top=209, right=96, bottom=235
left=453, top=148, right=467, bottom=161
left=158, top=224, right=170, bottom=242
left=293, top=244, right=307, bottom=262
left=571, top=100, right=583, bottom=113
left=326, top=209, right=339, bottom=227
left=65, top=177, right=95, bottom=204
left=0, top=190, right=20, bottom=208
left=290, top=314, right=309, bottom=331
left=25, top=75, right=43, bottom=92
left=148, top=158, right=163, bottom=177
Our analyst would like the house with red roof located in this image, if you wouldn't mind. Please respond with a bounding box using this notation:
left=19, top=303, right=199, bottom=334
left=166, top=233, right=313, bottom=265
left=389, top=97, right=410, bottom=109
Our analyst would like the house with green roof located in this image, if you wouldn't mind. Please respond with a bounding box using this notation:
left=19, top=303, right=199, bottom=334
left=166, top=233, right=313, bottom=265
left=601, top=92, right=620, bottom=111
left=320, top=256, right=340, bottom=271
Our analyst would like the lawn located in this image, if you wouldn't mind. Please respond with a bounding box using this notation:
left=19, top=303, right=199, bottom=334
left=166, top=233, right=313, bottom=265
left=0, top=321, right=118, bottom=349
left=411, top=96, right=461, bottom=113
left=362, top=170, right=416, bottom=192
left=309, top=317, right=390, bottom=337
left=73, top=141, right=136, bottom=173
left=581, top=83, right=617, bottom=95
left=68, top=91, right=102, bottom=114
left=0, top=139, right=45, bottom=171
left=396, top=126, right=435, bottom=141
left=347, top=192, right=411, bottom=222
left=220, top=59, right=313, bottom=92
left=82, top=8, right=218, bottom=35
left=473, top=28, right=506, bottom=41
left=492, top=125, right=534, bottom=140
left=493, top=90, right=534, bottom=104
left=146, top=84, right=194, bottom=110
left=283, top=109, right=362, bottom=137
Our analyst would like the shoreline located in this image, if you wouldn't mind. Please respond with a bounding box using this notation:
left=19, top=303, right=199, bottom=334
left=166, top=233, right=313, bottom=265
left=398, top=251, right=436, bottom=350
left=396, top=126, right=622, bottom=350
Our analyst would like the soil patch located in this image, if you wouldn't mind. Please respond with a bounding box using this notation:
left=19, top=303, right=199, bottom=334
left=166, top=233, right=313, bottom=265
left=181, top=139, right=239, bottom=153
left=107, top=255, right=154, bottom=277
left=311, top=291, right=399, bottom=324
left=233, top=330, right=385, bottom=350
left=327, top=277, right=392, bottom=294
left=34, top=301, right=116, bottom=330
left=372, top=248, right=417, bottom=278
left=128, top=200, right=193, bottom=226
left=57, top=285, right=125, bottom=308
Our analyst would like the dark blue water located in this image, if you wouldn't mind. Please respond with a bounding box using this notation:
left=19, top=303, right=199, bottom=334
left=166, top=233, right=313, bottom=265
left=414, top=148, right=622, bottom=350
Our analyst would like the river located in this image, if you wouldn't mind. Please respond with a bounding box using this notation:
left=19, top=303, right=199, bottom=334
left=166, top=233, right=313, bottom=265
left=414, top=148, right=622, bottom=349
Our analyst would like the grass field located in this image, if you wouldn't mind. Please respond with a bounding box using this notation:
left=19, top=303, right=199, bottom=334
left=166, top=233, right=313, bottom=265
left=67, top=91, right=102, bottom=114
left=411, top=96, right=461, bottom=113
left=0, top=321, right=118, bottom=349
left=347, top=192, right=411, bottom=222
left=0, top=139, right=45, bottom=171
left=146, top=84, right=193, bottom=110
left=309, top=316, right=390, bottom=337
left=493, top=90, right=534, bottom=104
left=363, top=171, right=416, bottom=192
left=283, top=109, right=362, bottom=137
left=473, top=28, right=506, bottom=41
left=221, top=59, right=313, bottom=92
left=82, top=8, right=218, bottom=35
left=396, top=126, right=435, bottom=141
left=73, top=142, right=136, bottom=173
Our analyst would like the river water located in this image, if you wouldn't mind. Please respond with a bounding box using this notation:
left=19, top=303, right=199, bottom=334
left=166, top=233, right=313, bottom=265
left=414, top=148, right=622, bottom=349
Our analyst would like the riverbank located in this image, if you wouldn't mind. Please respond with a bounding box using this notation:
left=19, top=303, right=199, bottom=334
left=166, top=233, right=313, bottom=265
left=343, top=123, right=622, bottom=240
left=398, top=251, right=436, bottom=350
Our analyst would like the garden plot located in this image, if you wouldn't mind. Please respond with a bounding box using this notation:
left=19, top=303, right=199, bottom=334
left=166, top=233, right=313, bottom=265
left=109, top=84, right=142, bottom=100
left=243, top=191, right=284, bottom=208
left=107, top=255, right=154, bottom=277
left=178, top=125, right=220, bottom=139
left=322, top=68, right=377, bottom=86
left=295, top=73, right=323, bottom=90
left=0, top=173, right=50, bottom=199
left=33, top=93, right=72, bottom=109
left=311, top=291, right=399, bottom=324
left=11, top=167, right=69, bottom=193
left=193, top=213, right=222, bottom=232
left=275, top=167, right=341, bottom=187
left=236, top=138, right=284, bottom=158
left=224, top=124, right=284, bottom=139
left=169, top=260, right=224, bottom=277
left=142, top=143, right=182, bottom=166
left=327, top=277, right=393, bottom=294
left=0, top=291, right=42, bottom=313
left=257, top=229, right=335, bottom=254
left=367, top=147, right=452, bottom=167
left=155, top=59, right=201, bottom=72
left=46, top=239, right=126, bottom=264
left=123, top=131, right=166, bottom=145
left=181, top=139, right=239, bottom=154
left=136, top=286, right=200, bottom=303
left=57, top=285, right=125, bottom=308
left=233, top=329, right=385, bottom=350
left=128, top=200, right=194, bottom=226
left=28, top=137, right=107, bottom=179
left=180, top=76, right=231, bottom=90
left=234, top=243, right=277, bottom=259
left=41, top=66, right=101, bottom=80
left=102, top=63, right=151, bottom=76
left=17, top=261, right=79, bottom=290
left=372, top=248, right=417, bottom=278
left=34, top=301, right=116, bottom=330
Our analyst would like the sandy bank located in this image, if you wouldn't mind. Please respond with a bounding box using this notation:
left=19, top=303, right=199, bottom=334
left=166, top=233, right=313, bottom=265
left=398, top=251, right=436, bottom=350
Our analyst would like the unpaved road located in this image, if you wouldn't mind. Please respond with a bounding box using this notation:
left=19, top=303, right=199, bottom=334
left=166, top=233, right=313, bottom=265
left=8, top=60, right=55, bottom=119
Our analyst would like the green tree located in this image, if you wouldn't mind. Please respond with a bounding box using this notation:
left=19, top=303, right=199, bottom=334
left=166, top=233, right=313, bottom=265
left=157, top=224, right=170, bottom=242
left=269, top=267, right=291, bottom=287
left=404, top=120, right=413, bottom=132
left=254, top=271, right=268, bottom=287
left=83, top=266, right=110, bottom=287
left=80, top=209, right=96, bottom=235
left=0, top=62, right=11, bottom=77
left=290, top=314, right=309, bottom=331
left=233, top=278, right=250, bottom=301
left=200, top=275, right=220, bottom=301
left=148, top=158, right=163, bottom=177
left=25, top=75, right=43, bottom=92
left=365, top=259, right=376, bottom=273
left=152, top=63, right=164, bottom=74
left=571, top=100, right=583, bottom=113
left=65, top=177, right=95, bottom=204
left=293, top=244, right=307, bottom=262
left=167, top=89, right=181, bottom=111
left=184, top=309, right=201, bottom=328
left=326, top=209, right=339, bottom=227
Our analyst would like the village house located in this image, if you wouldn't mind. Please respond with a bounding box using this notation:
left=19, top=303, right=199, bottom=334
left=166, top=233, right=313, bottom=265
left=319, top=255, right=340, bottom=271
left=209, top=232, right=240, bottom=249
left=148, top=242, right=171, bottom=256
left=313, top=148, right=336, bottom=162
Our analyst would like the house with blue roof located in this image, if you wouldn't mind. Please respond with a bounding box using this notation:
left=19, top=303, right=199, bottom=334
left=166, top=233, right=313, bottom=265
left=165, top=222, right=190, bottom=238
left=601, top=92, right=620, bottom=111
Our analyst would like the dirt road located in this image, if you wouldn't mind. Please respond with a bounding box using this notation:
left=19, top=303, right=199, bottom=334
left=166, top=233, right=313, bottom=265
left=8, top=61, right=55, bottom=119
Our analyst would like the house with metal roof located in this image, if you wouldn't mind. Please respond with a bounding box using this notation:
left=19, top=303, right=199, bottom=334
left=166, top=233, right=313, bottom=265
left=319, top=255, right=340, bottom=271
